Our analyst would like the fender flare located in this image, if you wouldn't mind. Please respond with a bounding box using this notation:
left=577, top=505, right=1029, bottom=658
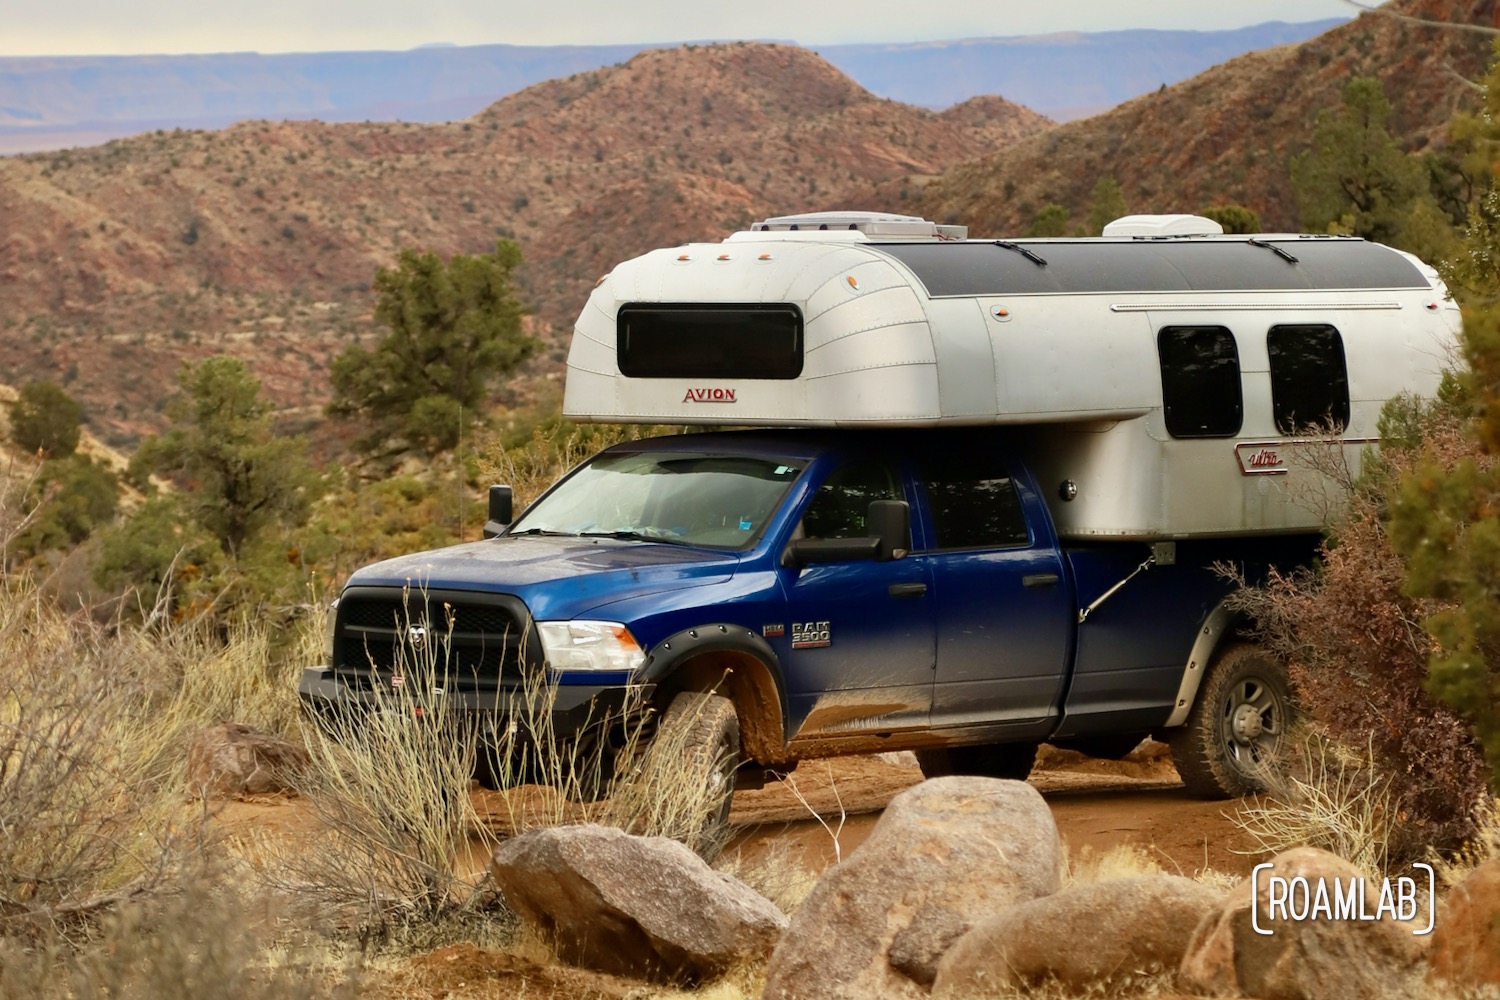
left=1162, top=598, right=1241, bottom=729
left=640, top=624, right=790, bottom=764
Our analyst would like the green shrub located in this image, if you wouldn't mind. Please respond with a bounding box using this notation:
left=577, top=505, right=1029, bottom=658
left=9, top=381, right=83, bottom=458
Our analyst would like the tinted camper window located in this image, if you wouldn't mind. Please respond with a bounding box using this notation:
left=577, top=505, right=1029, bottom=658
left=1267, top=325, right=1350, bottom=434
left=1158, top=326, right=1243, bottom=438
left=617, top=304, right=802, bottom=379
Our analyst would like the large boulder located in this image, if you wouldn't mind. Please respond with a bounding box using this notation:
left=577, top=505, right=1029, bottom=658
left=762, top=776, right=1061, bottom=1000
left=489, top=824, right=787, bottom=983
left=185, top=722, right=309, bottom=799
left=1428, top=857, right=1500, bottom=988
left=932, top=875, right=1222, bottom=996
left=1179, top=846, right=1426, bottom=1000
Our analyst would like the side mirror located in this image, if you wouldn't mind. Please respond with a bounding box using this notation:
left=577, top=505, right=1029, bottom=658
left=867, top=500, right=911, bottom=560
left=782, top=536, right=881, bottom=568
left=483, top=484, right=513, bottom=538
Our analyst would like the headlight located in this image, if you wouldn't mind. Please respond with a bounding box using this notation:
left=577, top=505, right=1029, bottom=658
left=536, top=620, right=646, bottom=673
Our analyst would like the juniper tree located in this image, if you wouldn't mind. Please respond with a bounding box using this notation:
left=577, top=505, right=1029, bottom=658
left=329, top=240, right=536, bottom=456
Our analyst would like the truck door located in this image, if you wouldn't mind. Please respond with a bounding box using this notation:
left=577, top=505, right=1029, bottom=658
left=780, top=458, right=935, bottom=738
left=918, top=450, right=1072, bottom=736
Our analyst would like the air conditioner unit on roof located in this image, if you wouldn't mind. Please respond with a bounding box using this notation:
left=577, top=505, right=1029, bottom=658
left=1102, top=214, right=1224, bottom=237
left=742, top=211, right=967, bottom=241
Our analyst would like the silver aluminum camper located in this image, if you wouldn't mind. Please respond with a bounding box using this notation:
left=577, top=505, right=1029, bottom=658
left=564, top=211, right=1461, bottom=540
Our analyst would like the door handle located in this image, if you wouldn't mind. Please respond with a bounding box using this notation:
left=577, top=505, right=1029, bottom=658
left=888, top=582, right=928, bottom=598
left=1022, top=573, right=1060, bottom=589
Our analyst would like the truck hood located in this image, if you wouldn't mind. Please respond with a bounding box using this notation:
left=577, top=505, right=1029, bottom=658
left=343, top=535, right=740, bottom=620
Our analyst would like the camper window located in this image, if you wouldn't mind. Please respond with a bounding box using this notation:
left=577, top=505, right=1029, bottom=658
left=1267, top=324, right=1350, bottom=435
left=617, top=303, right=803, bottom=379
left=1157, top=326, right=1243, bottom=439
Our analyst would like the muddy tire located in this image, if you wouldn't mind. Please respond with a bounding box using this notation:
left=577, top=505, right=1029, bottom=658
left=1168, top=643, right=1292, bottom=799
left=632, top=691, right=740, bottom=859
left=915, top=742, right=1038, bottom=781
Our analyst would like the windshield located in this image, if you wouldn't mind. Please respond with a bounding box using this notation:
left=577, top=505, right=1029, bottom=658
left=510, top=451, right=805, bottom=549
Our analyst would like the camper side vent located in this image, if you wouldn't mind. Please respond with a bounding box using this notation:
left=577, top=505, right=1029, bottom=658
left=1102, top=214, right=1225, bottom=238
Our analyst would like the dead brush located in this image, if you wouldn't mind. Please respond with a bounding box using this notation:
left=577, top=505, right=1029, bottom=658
left=1221, top=396, right=1490, bottom=861
left=261, top=594, right=495, bottom=942
left=0, top=578, right=218, bottom=938
left=1231, top=727, right=1398, bottom=876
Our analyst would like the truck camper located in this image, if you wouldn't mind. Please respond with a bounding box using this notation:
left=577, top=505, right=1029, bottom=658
left=301, top=211, right=1461, bottom=842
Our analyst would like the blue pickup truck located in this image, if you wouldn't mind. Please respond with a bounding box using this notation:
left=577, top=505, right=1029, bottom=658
left=299, top=427, right=1311, bottom=806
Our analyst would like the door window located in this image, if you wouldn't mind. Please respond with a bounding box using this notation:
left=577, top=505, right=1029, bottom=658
left=800, top=461, right=901, bottom=539
left=918, top=453, right=1030, bottom=550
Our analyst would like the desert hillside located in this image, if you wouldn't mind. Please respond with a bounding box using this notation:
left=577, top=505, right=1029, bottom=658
left=0, top=42, right=1049, bottom=446
left=915, top=0, right=1499, bottom=234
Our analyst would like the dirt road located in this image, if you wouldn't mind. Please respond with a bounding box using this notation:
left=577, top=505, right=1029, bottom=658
left=725, top=743, right=1264, bottom=881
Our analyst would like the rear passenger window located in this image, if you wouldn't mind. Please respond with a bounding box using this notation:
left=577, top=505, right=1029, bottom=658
left=919, top=454, right=1030, bottom=550
left=1158, top=326, right=1243, bottom=438
left=1267, top=325, right=1350, bottom=434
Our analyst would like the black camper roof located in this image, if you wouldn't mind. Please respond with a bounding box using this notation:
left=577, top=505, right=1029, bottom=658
left=876, top=237, right=1427, bottom=297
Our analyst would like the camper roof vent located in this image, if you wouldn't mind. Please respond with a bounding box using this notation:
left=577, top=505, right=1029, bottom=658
left=1102, top=214, right=1225, bottom=238
left=734, top=211, right=967, bottom=242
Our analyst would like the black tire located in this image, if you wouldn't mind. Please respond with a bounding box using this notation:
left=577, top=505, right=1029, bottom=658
left=637, top=691, right=740, bottom=859
left=915, top=742, right=1038, bottom=781
left=1168, top=643, right=1292, bottom=799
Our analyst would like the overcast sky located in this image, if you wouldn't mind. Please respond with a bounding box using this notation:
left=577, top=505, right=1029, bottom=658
left=4, top=1, right=1358, bottom=57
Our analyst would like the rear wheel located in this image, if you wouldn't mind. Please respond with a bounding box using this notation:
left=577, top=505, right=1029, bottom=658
left=915, top=742, right=1038, bottom=781
left=1168, top=643, right=1292, bottom=799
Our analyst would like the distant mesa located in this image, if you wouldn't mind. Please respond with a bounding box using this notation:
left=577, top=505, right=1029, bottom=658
left=0, top=19, right=1342, bottom=155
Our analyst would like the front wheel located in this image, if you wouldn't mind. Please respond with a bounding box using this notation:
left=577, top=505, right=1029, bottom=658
left=616, top=691, right=739, bottom=860
left=1168, top=643, right=1292, bottom=799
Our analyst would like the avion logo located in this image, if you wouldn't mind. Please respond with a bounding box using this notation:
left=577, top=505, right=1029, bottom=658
left=682, top=388, right=737, bottom=403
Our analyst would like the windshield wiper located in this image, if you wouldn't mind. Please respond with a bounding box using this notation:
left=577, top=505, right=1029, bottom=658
left=508, top=528, right=575, bottom=537
left=579, top=530, right=689, bottom=545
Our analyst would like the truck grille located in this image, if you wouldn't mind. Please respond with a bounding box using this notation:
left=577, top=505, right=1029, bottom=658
left=331, top=586, right=537, bottom=688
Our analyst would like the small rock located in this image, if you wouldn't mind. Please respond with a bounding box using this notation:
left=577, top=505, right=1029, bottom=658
left=490, top=824, right=786, bottom=983
left=1429, top=857, right=1500, bottom=988
left=932, top=875, right=1221, bottom=996
left=1179, top=846, right=1425, bottom=1000
left=186, top=722, right=308, bottom=799
left=762, top=776, right=1061, bottom=1000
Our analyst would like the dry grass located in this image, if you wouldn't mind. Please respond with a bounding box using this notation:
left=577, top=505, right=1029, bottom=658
left=1231, top=727, right=1399, bottom=876
left=713, top=838, right=820, bottom=916
left=926, top=971, right=1182, bottom=1000
left=0, top=869, right=364, bottom=999
left=256, top=598, right=498, bottom=943
left=0, top=569, right=308, bottom=936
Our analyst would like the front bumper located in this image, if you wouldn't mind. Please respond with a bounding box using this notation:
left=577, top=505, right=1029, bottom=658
left=297, top=666, right=652, bottom=738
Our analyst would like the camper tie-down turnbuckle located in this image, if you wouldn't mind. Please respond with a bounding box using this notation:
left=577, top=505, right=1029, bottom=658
left=1077, top=542, right=1176, bottom=625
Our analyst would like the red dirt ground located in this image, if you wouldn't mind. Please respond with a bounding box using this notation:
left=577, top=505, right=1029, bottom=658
left=213, top=742, right=1259, bottom=998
